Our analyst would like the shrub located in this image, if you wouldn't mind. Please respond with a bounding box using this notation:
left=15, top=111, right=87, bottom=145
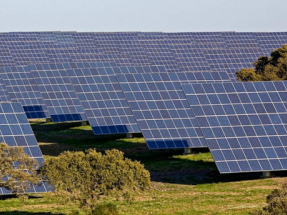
left=252, top=183, right=287, bottom=215
left=41, top=148, right=151, bottom=209
left=0, top=143, right=40, bottom=197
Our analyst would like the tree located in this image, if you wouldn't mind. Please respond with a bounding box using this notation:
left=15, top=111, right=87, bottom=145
left=236, top=45, right=287, bottom=81
left=40, top=148, right=151, bottom=209
left=252, top=183, right=287, bottom=215
left=236, top=68, right=262, bottom=82
left=0, top=143, right=40, bottom=196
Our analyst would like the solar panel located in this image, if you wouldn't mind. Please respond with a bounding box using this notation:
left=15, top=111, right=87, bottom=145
left=117, top=71, right=230, bottom=149
left=29, top=64, right=87, bottom=122
left=0, top=66, right=50, bottom=119
left=182, top=81, right=287, bottom=173
left=67, top=67, right=141, bottom=135
left=0, top=102, right=49, bottom=194
left=0, top=78, right=11, bottom=102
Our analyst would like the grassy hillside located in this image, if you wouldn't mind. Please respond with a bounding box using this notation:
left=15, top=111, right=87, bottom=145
left=0, top=120, right=285, bottom=215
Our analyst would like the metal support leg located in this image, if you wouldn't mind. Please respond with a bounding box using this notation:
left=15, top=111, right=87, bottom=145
left=81, top=121, right=88, bottom=126
left=46, top=118, right=52, bottom=123
left=126, top=133, right=133, bottom=138
left=184, top=148, right=192, bottom=154
left=262, top=171, right=271, bottom=178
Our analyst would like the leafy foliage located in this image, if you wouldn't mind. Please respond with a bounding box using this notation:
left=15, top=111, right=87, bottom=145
left=252, top=183, right=287, bottom=215
left=0, top=143, right=40, bottom=196
left=236, top=45, right=287, bottom=81
left=40, top=148, right=151, bottom=209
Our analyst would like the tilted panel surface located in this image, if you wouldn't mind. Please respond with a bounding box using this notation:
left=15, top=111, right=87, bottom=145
left=0, top=66, right=50, bottom=118
left=182, top=81, right=287, bottom=173
left=30, top=64, right=87, bottom=122
left=67, top=67, right=141, bottom=135
left=117, top=71, right=230, bottom=149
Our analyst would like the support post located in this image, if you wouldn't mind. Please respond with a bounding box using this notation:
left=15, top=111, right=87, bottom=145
left=262, top=171, right=272, bottom=178
left=126, top=133, right=133, bottom=138
left=184, top=148, right=192, bottom=154
left=46, top=118, right=52, bottom=123
left=81, top=121, right=88, bottom=126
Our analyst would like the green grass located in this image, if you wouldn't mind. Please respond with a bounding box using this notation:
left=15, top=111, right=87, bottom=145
left=0, top=120, right=285, bottom=214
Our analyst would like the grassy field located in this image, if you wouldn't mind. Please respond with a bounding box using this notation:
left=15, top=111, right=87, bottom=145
left=0, top=120, right=286, bottom=215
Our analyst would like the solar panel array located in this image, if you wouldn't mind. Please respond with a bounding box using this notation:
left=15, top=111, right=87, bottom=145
left=0, top=31, right=286, bottom=187
left=0, top=32, right=286, bottom=76
left=66, top=64, right=167, bottom=134
left=182, top=81, right=287, bottom=173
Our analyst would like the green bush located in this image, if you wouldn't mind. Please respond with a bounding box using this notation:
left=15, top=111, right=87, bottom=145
left=0, top=143, right=40, bottom=196
left=236, top=45, right=287, bottom=81
left=92, top=203, right=119, bottom=215
left=252, top=183, right=287, bottom=215
left=41, top=148, right=151, bottom=209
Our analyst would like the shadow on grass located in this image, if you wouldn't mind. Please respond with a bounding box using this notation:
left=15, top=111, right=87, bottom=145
left=31, top=121, right=286, bottom=186
left=32, top=121, right=145, bottom=156
left=0, top=212, right=64, bottom=215
left=0, top=195, right=43, bottom=201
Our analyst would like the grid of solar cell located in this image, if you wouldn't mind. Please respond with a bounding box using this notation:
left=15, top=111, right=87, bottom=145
left=67, top=67, right=141, bottom=135
left=0, top=66, right=50, bottom=119
left=117, top=71, right=230, bottom=149
left=0, top=102, right=49, bottom=194
left=182, top=81, right=287, bottom=173
left=170, top=45, right=211, bottom=72
left=30, top=64, right=87, bottom=122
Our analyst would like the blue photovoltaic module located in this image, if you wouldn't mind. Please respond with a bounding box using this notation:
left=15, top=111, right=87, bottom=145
left=66, top=65, right=166, bottom=135
left=30, top=64, right=87, bottom=122
left=117, top=71, right=230, bottom=149
left=182, top=81, right=287, bottom=173
left=0, top=66, right=50, bottom=119
left=67, top=67, right=141, bottom=135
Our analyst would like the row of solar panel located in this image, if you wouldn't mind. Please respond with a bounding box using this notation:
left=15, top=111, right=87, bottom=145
left=0, top=63, right=229, bottom=138
left=2, top=62, right=287, bottom=175
left=0, top=32, right=286, bottom=82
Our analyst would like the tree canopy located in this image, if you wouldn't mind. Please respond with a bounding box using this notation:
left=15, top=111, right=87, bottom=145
left=41, top=148, right=151, bottom=209
left=0, top=143, right=40, bottom=196
left=236, top=45, right=287, bottom=81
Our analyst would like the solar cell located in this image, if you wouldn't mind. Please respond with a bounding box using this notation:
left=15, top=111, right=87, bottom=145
left=117, top=71, right=230, bottom=149
left=182, top=81, right=287, bottom=173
